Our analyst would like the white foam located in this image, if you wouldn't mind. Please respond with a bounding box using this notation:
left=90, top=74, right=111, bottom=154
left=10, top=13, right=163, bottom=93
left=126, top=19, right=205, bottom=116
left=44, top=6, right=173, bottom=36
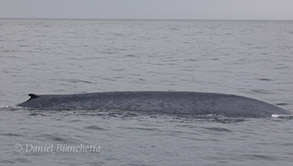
left=0, top=105, right=22, bottom=110
left=271, top=114, right=293, bottom=118
left=271, top=114, right=280, bottom=118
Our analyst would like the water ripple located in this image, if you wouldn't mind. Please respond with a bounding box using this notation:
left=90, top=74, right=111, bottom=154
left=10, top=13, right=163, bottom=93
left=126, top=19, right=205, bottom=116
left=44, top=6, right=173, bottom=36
left=85, top=125, right=108, bottom=131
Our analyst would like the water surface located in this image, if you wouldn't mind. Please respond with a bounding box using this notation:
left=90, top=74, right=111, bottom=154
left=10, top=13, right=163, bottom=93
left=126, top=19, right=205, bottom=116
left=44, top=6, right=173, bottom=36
left=0, top=19, right=293, bottom=166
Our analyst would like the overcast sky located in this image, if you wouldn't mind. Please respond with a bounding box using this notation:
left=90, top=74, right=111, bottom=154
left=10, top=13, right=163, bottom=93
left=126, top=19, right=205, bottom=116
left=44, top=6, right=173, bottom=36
left=1, top=0, right=293, bottom=20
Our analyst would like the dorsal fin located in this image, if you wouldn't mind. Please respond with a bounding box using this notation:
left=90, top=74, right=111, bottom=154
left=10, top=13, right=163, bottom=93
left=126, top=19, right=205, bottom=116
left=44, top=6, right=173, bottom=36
left=28, top=93, right=40, bottom=99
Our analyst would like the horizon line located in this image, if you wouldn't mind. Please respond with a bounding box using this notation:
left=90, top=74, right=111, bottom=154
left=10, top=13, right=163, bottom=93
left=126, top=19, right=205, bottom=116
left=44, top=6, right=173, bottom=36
left=1, top=17, right=292, bottom=22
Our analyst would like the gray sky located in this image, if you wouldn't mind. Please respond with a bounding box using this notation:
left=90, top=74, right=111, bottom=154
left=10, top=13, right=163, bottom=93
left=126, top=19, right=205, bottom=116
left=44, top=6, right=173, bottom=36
left=1, top=0, right=293, bottom=20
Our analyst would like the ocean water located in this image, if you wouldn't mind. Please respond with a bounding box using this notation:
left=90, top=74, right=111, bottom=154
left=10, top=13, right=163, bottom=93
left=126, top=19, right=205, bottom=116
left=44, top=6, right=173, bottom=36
left=0, top=18, right=293, bottom=166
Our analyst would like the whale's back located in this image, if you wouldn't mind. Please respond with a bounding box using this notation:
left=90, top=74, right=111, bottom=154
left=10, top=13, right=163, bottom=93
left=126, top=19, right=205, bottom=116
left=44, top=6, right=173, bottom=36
left=17, top=91, right=291, bottom=118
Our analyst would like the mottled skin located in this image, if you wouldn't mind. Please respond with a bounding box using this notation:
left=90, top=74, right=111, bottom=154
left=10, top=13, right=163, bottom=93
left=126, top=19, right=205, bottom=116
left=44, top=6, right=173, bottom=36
left=17, top=91, right=291, bottom=118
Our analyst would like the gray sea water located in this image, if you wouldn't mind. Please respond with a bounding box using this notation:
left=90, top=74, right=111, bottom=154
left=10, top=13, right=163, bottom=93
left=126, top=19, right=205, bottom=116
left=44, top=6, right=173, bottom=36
left=0, top=18, right=293, bottom=166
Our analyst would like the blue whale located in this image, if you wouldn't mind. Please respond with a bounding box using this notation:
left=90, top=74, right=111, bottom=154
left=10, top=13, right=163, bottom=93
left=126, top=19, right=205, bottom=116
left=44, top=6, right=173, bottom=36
left=17, top=91, right=291, bottom=118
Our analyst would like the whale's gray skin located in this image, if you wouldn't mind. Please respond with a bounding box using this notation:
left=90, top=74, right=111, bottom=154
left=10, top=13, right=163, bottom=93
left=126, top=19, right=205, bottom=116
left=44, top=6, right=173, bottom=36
left=17, top=91, right=291, bottom=118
